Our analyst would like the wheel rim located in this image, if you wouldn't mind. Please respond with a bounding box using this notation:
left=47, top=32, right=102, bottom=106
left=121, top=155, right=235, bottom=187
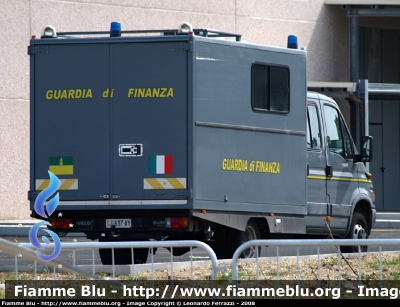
left=242, top=225, right=258, bottom=258
left=353, top=223, right=366, bottom=240
left=245, top=225, right=257, bottom=241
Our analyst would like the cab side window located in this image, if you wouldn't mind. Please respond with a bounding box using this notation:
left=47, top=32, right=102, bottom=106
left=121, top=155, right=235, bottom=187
left=307, top=104, right=321, bottom=150
left=339, top=114, right=354, bottom=160
left=323, top=104, right=353, bottom=160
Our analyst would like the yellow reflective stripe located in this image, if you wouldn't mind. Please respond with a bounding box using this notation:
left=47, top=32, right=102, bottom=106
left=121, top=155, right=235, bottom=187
left=307, top=175, right=371, bottom=183
left=307, top=175, right=324, bottom=180
left=144, top=178, right=187, bottom=189
left=36, top=179, right=78, bottom=190
left=36, top=180, right=50, bottom=190
left=166, top=178, right=186, bottom=189
left=60, top=179, right=77, bottom=190
left=144, top=178, right=164, bottom=189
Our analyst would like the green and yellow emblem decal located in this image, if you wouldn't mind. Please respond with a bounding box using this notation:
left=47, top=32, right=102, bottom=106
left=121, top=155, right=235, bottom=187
left=49, top=156, right=74, bottom=175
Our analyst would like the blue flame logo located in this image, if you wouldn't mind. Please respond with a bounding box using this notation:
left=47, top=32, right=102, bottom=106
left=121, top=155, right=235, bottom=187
left=29, top=171, right=62, bottom=261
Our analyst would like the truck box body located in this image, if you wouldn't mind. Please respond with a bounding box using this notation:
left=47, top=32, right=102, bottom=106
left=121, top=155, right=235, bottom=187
left=28, top=26, right=375, bottom=262
left=29, top=35, right=307, bottom=221
left=194, top=40, right=306, bottom=215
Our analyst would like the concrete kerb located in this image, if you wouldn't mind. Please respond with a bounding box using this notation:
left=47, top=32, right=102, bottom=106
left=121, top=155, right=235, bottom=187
left=374, top=212, right=400, bottom=229
left=0, top=220, right=46, bottom=237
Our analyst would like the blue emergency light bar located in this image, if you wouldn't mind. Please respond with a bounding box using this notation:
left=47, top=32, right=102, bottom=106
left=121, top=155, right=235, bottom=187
left=110, top=22, right=121, bottom=37
left=287, top=35, right=298, bottom=49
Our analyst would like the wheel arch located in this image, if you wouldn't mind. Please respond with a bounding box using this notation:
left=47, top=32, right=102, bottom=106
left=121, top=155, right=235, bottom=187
left=247, top=217, right=270, bottom=239
left=347, top=199, right=374, bottom=237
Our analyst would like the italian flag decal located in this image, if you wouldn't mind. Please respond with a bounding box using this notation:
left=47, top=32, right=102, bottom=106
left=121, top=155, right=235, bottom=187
left=148, top=155, right=173, bottom=174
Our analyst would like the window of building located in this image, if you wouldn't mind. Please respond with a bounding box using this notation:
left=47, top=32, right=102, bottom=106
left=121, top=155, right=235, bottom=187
left=251, top=62, right=289, bottom=113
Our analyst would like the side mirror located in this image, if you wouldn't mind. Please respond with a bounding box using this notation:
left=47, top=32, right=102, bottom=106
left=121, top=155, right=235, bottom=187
left=355, top=136, right=373, bottom=163
left=361, top=136, right=373, bottom=162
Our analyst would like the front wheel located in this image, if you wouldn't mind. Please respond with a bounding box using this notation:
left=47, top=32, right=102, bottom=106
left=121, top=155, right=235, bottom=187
left=340, top=211, right=369, bottom=253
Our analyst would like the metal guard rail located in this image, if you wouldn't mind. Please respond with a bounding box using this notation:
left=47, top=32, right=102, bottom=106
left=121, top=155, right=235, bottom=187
left=231, top=238, right=400, bottom=280
left=17, top=240, right=220, bottom=280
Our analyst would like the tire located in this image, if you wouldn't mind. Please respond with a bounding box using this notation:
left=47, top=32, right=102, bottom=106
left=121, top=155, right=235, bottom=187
left=99, top=247, right=113, bottom=265
left=115, top=247, right=149, bottom=264
left=226, top=221, right=261, bottom=259
left=207, top=224, right=229, bottom=260
left=166, top=247, right=191, bottom=256
left=340, top=211, right=369, bottom=253
left=133, top=246, right=150, bottom=264
left=98, top=239, right=149, bottom=265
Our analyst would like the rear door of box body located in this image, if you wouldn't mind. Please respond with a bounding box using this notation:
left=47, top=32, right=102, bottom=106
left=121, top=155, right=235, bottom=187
left=110, top=42, right=188, bottom=202
left=31, top=39, right=189, bottom=209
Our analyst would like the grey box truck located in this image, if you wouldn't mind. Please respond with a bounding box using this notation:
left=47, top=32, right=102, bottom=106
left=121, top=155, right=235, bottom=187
left=28, top=23, right=376, bottom=264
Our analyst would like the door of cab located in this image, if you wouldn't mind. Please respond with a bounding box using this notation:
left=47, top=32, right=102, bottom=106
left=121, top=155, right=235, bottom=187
left=322, top=100, right=357, bottom=233
left=306, top=99, right=328, bottom=232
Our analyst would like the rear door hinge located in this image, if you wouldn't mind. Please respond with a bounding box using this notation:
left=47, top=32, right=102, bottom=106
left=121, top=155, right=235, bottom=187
left=173, top=42, right=192, bottom=52
left=28, top=191, right=39, bottom=201
left=100, top=194, right=110, bottom=199
left=172, top=188, right=193, bottom=199
left=27, top=46, right=49, bottom=55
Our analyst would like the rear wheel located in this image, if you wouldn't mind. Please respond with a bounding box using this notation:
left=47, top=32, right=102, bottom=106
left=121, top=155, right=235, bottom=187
left=166, top=247, right=191, bottom=256
left=340, top=211, right=369, bottom=253
left=98, top=239, right=149, bottom=265
left=226, top=221, right=261, bottom=259
left=99, top=246, right=113, bottom=265
left=115, top=246, right=149, bottom=264
left=207, top=224, right=229, bottom=259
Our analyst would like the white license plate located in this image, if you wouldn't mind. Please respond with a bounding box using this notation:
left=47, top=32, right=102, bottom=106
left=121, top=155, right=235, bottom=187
left=106, top=219, right=131, bottom=228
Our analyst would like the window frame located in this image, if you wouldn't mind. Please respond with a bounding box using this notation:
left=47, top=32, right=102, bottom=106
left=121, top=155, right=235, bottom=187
left=323, top=103, right=355, bottom=161
left=307, top=102, right=322, bottom=151
left=251, top=61, right=290, bottom=114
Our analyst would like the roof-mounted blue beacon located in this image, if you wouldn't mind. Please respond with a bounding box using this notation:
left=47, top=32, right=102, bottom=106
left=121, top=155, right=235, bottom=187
left=110, top=22, right=121, bottom=37
left=287, top=35, right=298, bottom=49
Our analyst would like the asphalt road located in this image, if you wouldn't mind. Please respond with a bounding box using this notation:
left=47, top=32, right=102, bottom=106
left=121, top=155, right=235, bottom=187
left=1, top=229, right=400, bottom=270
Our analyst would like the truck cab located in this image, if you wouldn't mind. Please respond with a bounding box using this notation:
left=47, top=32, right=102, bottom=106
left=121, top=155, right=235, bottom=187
left=306, top=92, right=375, bottom=252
